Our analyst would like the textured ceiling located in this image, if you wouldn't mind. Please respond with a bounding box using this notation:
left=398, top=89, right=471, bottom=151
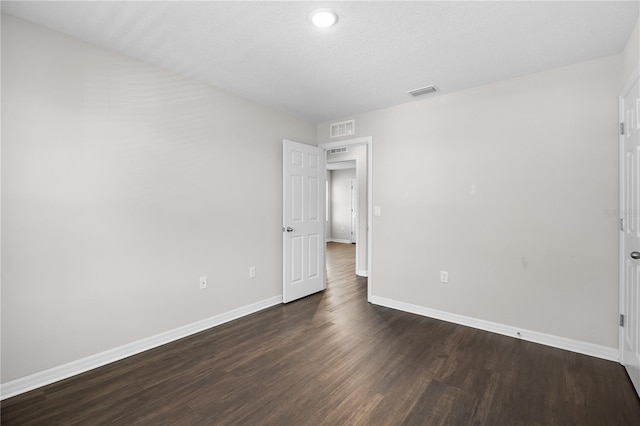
left=2, top=1, right=639, bottom=122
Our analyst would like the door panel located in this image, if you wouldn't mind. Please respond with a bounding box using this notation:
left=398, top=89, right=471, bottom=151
left=621, top=74, right=640, bottom=396
left=283, top=140, right=326, bottom=303
left=309, top=176, right=320, bottom=221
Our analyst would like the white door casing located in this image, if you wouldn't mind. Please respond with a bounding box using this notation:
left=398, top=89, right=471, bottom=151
left=283, top=140, right=326, bottom=303
left=350, top=179, right=358, bottom=244
left=620, top=70, right=640, bottom=397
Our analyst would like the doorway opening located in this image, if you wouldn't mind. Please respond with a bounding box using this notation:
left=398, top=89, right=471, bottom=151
left=320, top=137, right=373, bottom=302
left=326, top=161, right=356, bottom=244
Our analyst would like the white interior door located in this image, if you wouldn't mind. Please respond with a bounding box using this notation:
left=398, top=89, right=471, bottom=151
left=620, top=72, right=640, bottom=396
left=283, top=140, right=326, bottom=303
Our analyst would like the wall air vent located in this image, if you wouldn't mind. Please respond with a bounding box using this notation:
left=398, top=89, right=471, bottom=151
left=406, top=85, right=438, bottom=97
left=330, top=120, right=355, bottom=138
left=329, top=147, right=348, bottom=154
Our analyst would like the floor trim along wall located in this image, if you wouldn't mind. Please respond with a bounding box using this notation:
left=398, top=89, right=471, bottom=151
left=0, top=295, right=283, bottom=400
left=370, top=295, right=619, bottom=362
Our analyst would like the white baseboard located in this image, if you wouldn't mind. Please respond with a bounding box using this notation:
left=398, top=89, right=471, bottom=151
left=0, top=295, right=283, bottom=400
left=369, top=295, right=619, bottom=362
left=327, top=239, right=352, bottom=244
left=356, top=269, right=368, bottom=277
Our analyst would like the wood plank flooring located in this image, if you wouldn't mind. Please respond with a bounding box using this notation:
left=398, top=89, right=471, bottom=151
left=2, top=242, right=639, bottom=425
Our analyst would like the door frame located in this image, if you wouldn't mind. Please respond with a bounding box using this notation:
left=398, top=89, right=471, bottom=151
left=619, top=66, right=639, bottom=364
left=350, top=178, right=358, bottom=244
left=320, top=136, right=373, bottom=302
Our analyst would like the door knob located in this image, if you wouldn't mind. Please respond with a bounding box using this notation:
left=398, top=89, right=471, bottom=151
left=285, top=227, right=294, bottom=232
left=631, top=252, right=640, bottom=260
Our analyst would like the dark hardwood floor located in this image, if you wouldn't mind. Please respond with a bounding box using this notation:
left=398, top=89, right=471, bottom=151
left=2, top=242, right=639, bottom=425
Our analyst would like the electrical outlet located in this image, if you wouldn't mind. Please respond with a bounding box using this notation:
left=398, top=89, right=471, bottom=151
left=440, top=271, right=448, bottom=283
left=199, top=276, right=207, bottom=289
left=249, top=266, right=256, bottom=279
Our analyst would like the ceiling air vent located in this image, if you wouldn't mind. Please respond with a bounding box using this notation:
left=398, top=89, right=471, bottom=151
left=406, top=85, right=438, bottom=97
left=330, top=120, right=355, bottom=138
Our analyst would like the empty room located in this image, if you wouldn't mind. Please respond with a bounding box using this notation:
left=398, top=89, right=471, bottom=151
left=2, top=1, right=640, bottom=424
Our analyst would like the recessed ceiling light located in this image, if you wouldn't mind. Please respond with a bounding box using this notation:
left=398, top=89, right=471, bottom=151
left=310, top=9, right=338, bottom=28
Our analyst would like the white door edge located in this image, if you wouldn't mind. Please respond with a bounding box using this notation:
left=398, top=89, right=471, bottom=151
left=618, top=68, right=640, bottom=397
left=619, top=69, right=640, bottom=364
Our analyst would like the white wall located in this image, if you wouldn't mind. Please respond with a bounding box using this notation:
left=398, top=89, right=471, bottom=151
left=318, top=54, right=623, bottom=349
left=622, top=17, right=639, bottom=85
left=1, top=15, right=316, bottom=382
left=329, top=169, right=356, bottom=242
